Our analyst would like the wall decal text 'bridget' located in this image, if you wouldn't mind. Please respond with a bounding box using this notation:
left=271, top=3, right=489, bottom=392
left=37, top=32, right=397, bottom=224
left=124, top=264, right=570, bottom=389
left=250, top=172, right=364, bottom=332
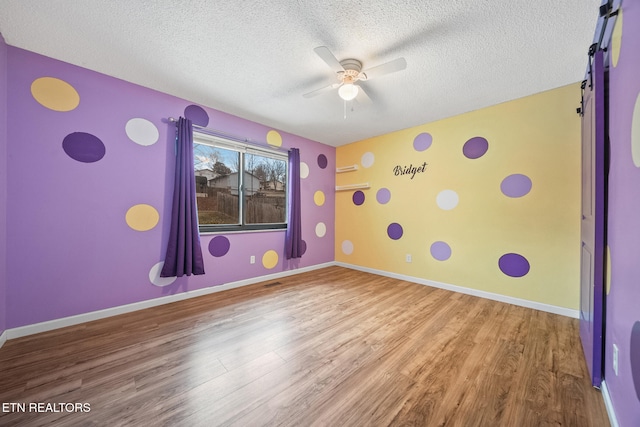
left=393, top=162, right=428, bottom=179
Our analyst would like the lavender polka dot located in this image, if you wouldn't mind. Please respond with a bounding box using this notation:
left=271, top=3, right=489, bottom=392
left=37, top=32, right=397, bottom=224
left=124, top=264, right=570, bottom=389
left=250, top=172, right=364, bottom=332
left=387, top=223, right=403, bottom=240
left=430, top=241, right=451, bottom=261
left=353, top=190, right=365, bottom=206
left=317, top=154, right=328, bottom=169
left=499, top=253, right=530, bottom=278
left=208, top=236, right=230, bottom=257
left=184, top=105, right=209, bottom=127
left=413, top=132, right=433, bottom=151
left=300, top=240, right=308, bottom=256
left=631, top=321, right=640, bottom=401
left=501, top=174, right=532, bottom=198
left=376, top=188, right=391, bottom=204
left=62, top=132, right=105, bottom=163
left=463, top=136, right=489, bottom=159
left=342, top=240, right=354, bottom=255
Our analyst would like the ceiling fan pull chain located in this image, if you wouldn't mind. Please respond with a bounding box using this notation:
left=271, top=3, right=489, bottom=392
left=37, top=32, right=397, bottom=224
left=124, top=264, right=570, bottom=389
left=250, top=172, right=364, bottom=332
left=344, top=100, right=347, bottom=119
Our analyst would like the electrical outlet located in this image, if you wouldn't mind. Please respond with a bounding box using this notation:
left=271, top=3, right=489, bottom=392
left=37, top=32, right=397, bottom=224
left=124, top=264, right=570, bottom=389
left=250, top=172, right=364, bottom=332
left=250, top=255, right=255, bottom=264
left=406, top=254, right=412, bottom=263
left=613, top=343, right=619, bottom=376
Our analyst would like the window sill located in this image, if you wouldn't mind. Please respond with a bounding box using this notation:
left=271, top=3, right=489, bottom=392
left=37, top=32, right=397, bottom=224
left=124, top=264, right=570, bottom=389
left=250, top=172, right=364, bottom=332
left=199, top=224, right=287, bottom=235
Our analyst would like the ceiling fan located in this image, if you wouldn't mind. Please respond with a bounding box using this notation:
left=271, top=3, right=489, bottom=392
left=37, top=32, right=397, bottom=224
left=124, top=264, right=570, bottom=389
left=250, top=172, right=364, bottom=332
left=303, top=46, right=407, bottom=103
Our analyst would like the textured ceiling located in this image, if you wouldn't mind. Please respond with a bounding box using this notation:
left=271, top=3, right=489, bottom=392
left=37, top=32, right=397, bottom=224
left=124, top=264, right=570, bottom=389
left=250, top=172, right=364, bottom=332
left=0, top=0, right=601, bottom=146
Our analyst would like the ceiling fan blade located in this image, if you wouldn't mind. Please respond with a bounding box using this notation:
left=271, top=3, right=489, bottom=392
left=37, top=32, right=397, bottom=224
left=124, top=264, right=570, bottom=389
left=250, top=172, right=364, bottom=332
left=355, top=85, right=372, bottom=105
left=302, top=82, right=341, bottom=98
left=314, top=46, right=345, bottom=73
left=361, top=57, right=407, bottom=80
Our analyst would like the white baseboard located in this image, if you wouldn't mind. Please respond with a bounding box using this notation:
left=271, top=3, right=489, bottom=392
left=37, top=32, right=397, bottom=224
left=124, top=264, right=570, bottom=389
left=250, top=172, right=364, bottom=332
left=5, top=262, right=335, bottom=341
left=601, top=380, right=619, bottom=427
left=2, top=260, right=580, bottom=344
left=335, top=262, right=580, bottom=319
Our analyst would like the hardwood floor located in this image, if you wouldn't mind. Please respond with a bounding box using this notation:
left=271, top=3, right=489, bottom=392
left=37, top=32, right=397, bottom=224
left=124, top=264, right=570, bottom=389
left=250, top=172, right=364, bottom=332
left=0, top=266, right=609, bottom=426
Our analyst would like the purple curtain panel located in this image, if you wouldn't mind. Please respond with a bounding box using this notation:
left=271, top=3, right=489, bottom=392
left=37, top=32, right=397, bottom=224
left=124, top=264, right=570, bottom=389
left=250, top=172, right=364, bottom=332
left=161, top=117, right=205, bottom=277
left=285, top=148, right=303, bottom=259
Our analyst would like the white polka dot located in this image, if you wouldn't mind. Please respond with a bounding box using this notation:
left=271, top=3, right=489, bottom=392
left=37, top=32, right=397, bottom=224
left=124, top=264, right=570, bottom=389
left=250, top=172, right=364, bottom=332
left=300, top=161, right=310, bottom=179
left=342, top=240, right=354, bottom=255
left=126, top=118, right=159, bottom=146
left=149, top=262, right=177, bottom=287
left=632, top=92, right=640, bottom=168
left=436, top=190, right=459, bottom=210
left=361, top=152, right=375, bottom=168
left=316, top=222, right=326, bottom=237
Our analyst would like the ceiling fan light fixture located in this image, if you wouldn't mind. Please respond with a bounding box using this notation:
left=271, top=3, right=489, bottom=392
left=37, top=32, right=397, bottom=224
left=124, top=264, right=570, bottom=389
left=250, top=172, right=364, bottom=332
left=338, top=83, right=359, bottom=101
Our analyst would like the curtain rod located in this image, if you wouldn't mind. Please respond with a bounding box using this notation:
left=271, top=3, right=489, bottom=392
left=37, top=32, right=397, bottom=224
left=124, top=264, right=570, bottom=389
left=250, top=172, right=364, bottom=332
left=168, top=117, right=289, bottom=152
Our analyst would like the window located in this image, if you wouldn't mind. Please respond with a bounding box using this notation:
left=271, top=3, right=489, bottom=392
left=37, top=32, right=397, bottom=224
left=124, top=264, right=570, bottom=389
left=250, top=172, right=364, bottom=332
left=193, top=132, right=288, bottom=232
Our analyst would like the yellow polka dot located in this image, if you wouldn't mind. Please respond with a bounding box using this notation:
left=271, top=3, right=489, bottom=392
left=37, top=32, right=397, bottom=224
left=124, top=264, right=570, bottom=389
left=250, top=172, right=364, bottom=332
left=266, top=130, right=283, bottom=147
left=262, top=250, right=279, bottom=269
left=632, top=92, right=640, bottom=168
left=314, top=190, right=325, bottom=206
left=606, top=246, right=611, bottom=295
left=611, top=9, right=623, bottom=68
left=31, top=77, right=80, bottom=111
left=126, top=204, right=160, bottom=231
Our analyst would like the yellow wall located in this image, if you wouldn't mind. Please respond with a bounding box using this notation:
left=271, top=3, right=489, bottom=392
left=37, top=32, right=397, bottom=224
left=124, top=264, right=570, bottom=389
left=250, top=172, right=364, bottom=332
left=335, top=83, right=581, bottom=309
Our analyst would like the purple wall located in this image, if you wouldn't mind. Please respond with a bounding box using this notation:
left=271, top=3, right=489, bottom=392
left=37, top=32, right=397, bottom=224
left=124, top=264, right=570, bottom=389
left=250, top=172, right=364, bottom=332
left=5, top=47, right=335, bottom=329
left=604, top=1, right=640, bottom=425
left=0, top=33, right=7, bottom=336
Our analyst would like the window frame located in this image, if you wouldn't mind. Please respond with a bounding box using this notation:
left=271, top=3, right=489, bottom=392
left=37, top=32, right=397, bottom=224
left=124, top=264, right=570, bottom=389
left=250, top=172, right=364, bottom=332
left=193, top=131, right=288, bottom=234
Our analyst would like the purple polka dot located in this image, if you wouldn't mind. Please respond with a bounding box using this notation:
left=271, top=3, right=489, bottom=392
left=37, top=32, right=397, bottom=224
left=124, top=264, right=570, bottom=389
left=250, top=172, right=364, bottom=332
left=413, top=133, right=433, bottom=151
left=184, top=105, right=209, bottom=127
left=317, top=154, right=328, bottom=169
left=631, top=321, right=640, bottom=401
left=430, top=241, right=452, bottom=261
left=387, top=223, right=403, bottom=240
left=501, top=174, right=532, bottom=198
left=353, top=190, right=365, bottom=206
left=376, top=188, right=391, bottom=204
left=300, top=240, right=308, bottom=256
left=62, top=132, right=105, bottom=163
left=463, top=136, right=489, bottom=159
left=499, top=253, right=530, bottom=278
left=208, top=236, right=230, bottom=257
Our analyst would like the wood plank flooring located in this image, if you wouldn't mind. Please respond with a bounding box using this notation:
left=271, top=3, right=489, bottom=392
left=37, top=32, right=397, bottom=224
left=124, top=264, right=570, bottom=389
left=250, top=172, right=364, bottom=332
left=0, top=266, right=610, bottom=426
